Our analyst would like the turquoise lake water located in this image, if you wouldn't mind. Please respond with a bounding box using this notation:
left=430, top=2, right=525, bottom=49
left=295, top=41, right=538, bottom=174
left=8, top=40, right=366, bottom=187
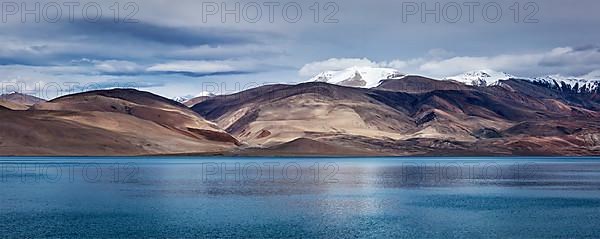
left=1, top=157, right=600, bottom=238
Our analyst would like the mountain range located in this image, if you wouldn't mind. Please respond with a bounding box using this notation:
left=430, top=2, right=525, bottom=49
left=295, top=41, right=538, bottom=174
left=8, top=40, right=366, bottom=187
left=446, top=69, right=600, bottom=93
left=1, top=68, right=600, bottom=156
left=310, top=67, right=600, bottom=92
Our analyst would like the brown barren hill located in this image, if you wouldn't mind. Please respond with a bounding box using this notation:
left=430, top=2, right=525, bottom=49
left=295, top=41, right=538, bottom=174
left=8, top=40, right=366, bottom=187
left=193, top=79, right=600, bottom=156
left=193, top=83, right=417, bottom=148
left=0, top=89, right=239, bottom=156
left=2, top=77, right=600, bottom=156
left=0, top=100, right=29, bottom=110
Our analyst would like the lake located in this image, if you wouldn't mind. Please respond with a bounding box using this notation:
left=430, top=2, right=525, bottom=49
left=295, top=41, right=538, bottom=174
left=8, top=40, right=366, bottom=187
left=1, top=157, right=600, bottom=238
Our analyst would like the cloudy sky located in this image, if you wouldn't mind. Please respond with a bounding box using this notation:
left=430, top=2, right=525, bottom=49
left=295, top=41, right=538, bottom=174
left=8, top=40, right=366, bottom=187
left=1, top=0, right=600, bottom=99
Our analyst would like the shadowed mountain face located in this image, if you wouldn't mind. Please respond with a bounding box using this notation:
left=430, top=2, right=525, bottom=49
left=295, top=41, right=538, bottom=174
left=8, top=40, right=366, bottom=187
left=184, top=96, right=212, bottom=107
left=498, top=79, right=600, bottom=111
left=193, top=79, right=600, bottom=156
left=0, top=89, right=238, bottom=156
left=376, top=75, right=472, bottom=93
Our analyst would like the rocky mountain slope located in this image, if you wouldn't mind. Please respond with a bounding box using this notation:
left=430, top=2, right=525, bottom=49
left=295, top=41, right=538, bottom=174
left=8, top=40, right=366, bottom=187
left=376, top=75, right=472, bottom=93
left=193, top=78, right=600, bottom=156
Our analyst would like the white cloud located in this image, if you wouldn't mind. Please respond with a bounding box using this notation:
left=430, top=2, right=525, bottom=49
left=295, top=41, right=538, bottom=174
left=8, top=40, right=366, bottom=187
left=426, top=48, right=454, bottom=58
left=299, top=46, right=600, bottom=79
left=0, top=64, right=147, bottom=99
left=165, top=44, right=284, bottom=59
left=94, top=60, right=143, bottom=74
left=582, top=70, right=600, bottom=79
left=419, top=46, right=600, bottom=77
left=417, top=53, right=541, bottom=76
left=298, top=58, right=379, bottom=77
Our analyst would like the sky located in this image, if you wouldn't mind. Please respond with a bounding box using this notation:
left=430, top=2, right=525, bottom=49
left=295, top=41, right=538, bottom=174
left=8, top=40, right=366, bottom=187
left=1, top=0, right=600, bottom=99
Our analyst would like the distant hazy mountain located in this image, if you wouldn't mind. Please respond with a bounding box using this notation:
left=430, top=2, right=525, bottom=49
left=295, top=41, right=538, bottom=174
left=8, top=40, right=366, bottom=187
left=0, top=92, right=45, bottom=110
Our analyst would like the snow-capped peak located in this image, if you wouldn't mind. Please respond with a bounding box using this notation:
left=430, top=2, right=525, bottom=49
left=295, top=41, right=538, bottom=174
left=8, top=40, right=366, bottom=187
left=532, top=75, right=600, bottom=93
left=534, top=74, right=584, bottom=83
left=308, top=66, right=405, bottom=88
left=173, top=96, right=192, bottom=103
left=445, top=70, right=514, bottom=87
left=173, top=92, right=218, bottom=103
left=446, top=70, right=600, bottom=93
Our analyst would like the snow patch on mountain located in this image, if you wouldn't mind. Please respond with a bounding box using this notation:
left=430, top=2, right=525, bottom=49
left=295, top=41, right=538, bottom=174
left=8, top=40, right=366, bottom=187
left=445, top=70, right=514, bottom=87
left=307, top=65, right=600, bottom=93
left=532, top=75, right=600, bottom=92
left=173, top=96, right=192, bottom=103
left=308, top=67, right=405, bottom=88
left=446, top=69, right=600, bottom=93
left=173, top=92, right=217, bottom=103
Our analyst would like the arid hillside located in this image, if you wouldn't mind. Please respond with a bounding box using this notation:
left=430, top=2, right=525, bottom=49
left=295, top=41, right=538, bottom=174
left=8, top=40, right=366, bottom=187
left=2, top=77, right=600, bottom=156
left=0, top=89, right=239, bottom=156
left=193, top=78, right=600, bottom=156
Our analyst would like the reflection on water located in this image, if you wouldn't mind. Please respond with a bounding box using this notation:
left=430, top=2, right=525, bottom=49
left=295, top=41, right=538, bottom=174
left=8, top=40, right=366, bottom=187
left=2, top=157, right=600, bottom=238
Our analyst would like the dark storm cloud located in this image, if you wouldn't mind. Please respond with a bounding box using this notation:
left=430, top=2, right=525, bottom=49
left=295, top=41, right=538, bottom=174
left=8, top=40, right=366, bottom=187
left=146, top=71, right=255, bottom=78
left=1, top=0, right=600, bottom=98
left=64, top=19, right=258, bottom=47
left=0, top=58, right=36, bottom=66
left=539, top=46, right=600, bottom=68
left=572, top=45, right=600, bottom=52
left=0, top=18, right=278, bottom=72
